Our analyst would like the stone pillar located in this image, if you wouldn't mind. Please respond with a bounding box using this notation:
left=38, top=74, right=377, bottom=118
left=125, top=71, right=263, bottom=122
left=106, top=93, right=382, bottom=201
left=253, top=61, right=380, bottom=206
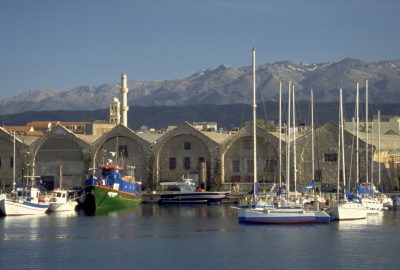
left=199, top=161, right=207, bottom=189
left=220, top=152, right=225, bottom=184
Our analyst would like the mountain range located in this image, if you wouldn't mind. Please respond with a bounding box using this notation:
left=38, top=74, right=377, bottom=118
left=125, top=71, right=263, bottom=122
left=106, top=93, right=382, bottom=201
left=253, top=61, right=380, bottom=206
left=0, top=58, right=399, bottom=115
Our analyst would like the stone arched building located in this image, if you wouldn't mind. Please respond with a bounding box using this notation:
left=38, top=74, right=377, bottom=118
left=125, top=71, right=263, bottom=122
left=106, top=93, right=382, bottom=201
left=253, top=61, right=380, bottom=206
left=89, top=124, right=153, bottom=189
left=151, top=122, right=229, bottom=190
left=220, top=124, right=281, bottom=184
left=1, top=121, right=397, bottom=193
left=29, top=125, right=91, bottom=189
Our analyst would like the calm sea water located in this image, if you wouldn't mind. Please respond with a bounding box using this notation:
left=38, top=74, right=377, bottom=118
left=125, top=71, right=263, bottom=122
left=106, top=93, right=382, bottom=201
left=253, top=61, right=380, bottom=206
left=1, top=205, right=399, bottom=270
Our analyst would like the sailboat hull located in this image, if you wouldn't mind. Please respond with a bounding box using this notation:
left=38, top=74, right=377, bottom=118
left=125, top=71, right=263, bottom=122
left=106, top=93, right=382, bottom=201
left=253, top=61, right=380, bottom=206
left=238, top=208, right=331, bottom=224
left=329, top=202, right=368, bottom=220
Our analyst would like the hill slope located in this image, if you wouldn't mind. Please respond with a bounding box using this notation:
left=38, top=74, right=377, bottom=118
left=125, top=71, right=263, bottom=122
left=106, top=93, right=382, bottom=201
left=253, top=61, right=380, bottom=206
left=1, top=58, right=399, bottom=115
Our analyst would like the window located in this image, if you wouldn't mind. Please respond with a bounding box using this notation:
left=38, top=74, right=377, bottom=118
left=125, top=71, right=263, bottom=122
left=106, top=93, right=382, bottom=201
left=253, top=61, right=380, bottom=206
left=324, top=154, right=337, bottom=162
left=198, top=157, right=205, bottom=163
left=184, top=142, right=191, bottom=150
left=184, top=157, right=191, bottom=170
left=119, top=145, right=128, bottom=158
left=10, top=157, right=13, bottom=168
left=0, top=158, right=1, bottom=168
left=232, top=160, right=240, bottom=173
left=247, top=160, right=254, bottom=173
left=169, top=158, right=176, bottom=170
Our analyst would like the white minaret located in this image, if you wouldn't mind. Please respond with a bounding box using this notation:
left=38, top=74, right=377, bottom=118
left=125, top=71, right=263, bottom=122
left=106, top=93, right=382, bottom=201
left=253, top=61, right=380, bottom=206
left=109, top=97, right=121, bottom=125
left=120, top=73, right=129, bottom=127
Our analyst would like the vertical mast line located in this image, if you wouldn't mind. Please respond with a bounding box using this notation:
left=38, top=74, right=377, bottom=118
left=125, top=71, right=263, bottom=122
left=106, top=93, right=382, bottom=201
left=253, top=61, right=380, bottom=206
left=356, top=82, right=360, bottom=190
left=311, top=89, right=315, bottom=182
left=287, top=81, right=291, bottom=195
left=293, top=85, right=297, bottom=197
left=279, top=81, right=282, bottom=188
left=340, top=89, right=346, bottom=190
left=378, top=110, right=381, bottom=185
left=252, top=48, right=257, bottom=199
left=366, top=80, right=369, bottom=183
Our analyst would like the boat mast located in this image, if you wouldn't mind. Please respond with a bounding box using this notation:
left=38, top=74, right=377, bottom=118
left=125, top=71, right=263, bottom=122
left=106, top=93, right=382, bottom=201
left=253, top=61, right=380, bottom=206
left=356, top=82, right=360, bottom=191
left=13, top=131, right=16, bottom=192
left=252, top=47, right=257, bottom=200
left=340, top=89, right=346, bottom=194
left=293, top=84, right=297, bottom=197
left=279, top=81, right=282, bottom=188
left=287, top=81, right=291, bottom=196
left=337, top=90, right=341, bottom=200
left=311, top=89, right=315, bottom=183
left=365, top=80, right=369, bottom=183
left=378, top=110, right=381, bottom=185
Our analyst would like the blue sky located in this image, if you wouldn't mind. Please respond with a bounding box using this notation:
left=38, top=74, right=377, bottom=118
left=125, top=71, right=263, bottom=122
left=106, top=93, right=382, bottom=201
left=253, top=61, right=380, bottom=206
left=0, top=0, right=399, bottom=100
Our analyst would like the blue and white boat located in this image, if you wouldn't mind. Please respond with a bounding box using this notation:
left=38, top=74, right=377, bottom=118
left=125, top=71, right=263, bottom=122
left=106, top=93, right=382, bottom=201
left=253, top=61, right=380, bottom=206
left=238, top=207, right=331, bottom=224
left=357, top=183, right=383, bottom=214
left=0, top=187, right=49, bottom=216
left=236, top=49, right=330, bottom=225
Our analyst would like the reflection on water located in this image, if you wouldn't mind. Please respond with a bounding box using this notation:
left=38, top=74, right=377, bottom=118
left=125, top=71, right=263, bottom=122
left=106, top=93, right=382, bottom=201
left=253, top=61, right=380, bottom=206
left=82, top=206, right=141, bottom=217
left=1, top=205, right=400, bottom=270
left=336, top=211, right=386, bottom=230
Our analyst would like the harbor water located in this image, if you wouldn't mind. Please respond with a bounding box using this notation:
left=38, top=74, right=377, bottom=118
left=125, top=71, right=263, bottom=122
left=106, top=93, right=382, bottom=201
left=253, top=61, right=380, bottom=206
left=1, top=205, right=400, bottom=270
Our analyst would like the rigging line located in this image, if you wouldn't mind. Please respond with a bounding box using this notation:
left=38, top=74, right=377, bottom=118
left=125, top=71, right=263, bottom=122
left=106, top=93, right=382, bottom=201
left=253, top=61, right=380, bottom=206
left=259, top=76, right=268, bottom=123
left=347, top=100, right=357, bottom=191
left=312, top=98, right=321, bottom=181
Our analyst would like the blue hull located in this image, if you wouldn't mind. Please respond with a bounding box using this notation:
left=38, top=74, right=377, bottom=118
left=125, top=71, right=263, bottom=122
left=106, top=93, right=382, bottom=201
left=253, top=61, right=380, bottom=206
left=238, top=209, right=331, bottom=224
left=239, top=216, right=331, bottom=224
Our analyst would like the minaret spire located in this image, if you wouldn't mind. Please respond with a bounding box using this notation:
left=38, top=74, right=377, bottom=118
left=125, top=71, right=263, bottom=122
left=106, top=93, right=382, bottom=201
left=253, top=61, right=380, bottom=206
left=120, top=73, right=129, bottom=127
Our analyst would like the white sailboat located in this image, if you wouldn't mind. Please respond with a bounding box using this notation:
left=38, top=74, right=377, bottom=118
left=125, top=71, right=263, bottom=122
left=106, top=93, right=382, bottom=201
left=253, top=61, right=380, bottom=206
left=375, top=110, right=393, bottom=209
left=329, top=87, right=368, bottom=220
left=0, top=132, right=49, bottom=216
left=298, top=90, right=325, bottom=207
left=358, top=80, right=384, bottom=214
left=237, top=48, right=330, bottom=224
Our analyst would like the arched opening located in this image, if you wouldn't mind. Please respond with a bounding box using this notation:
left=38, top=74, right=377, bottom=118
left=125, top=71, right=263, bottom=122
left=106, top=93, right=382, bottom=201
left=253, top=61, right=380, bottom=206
left=35, top=137, right=85, bottom=189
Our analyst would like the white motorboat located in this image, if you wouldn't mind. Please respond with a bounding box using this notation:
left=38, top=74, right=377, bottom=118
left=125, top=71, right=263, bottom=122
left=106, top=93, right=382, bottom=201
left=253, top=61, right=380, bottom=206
left=159, top=177, right=229, bottom=204
left=47, top=189, right=78, bottom=212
